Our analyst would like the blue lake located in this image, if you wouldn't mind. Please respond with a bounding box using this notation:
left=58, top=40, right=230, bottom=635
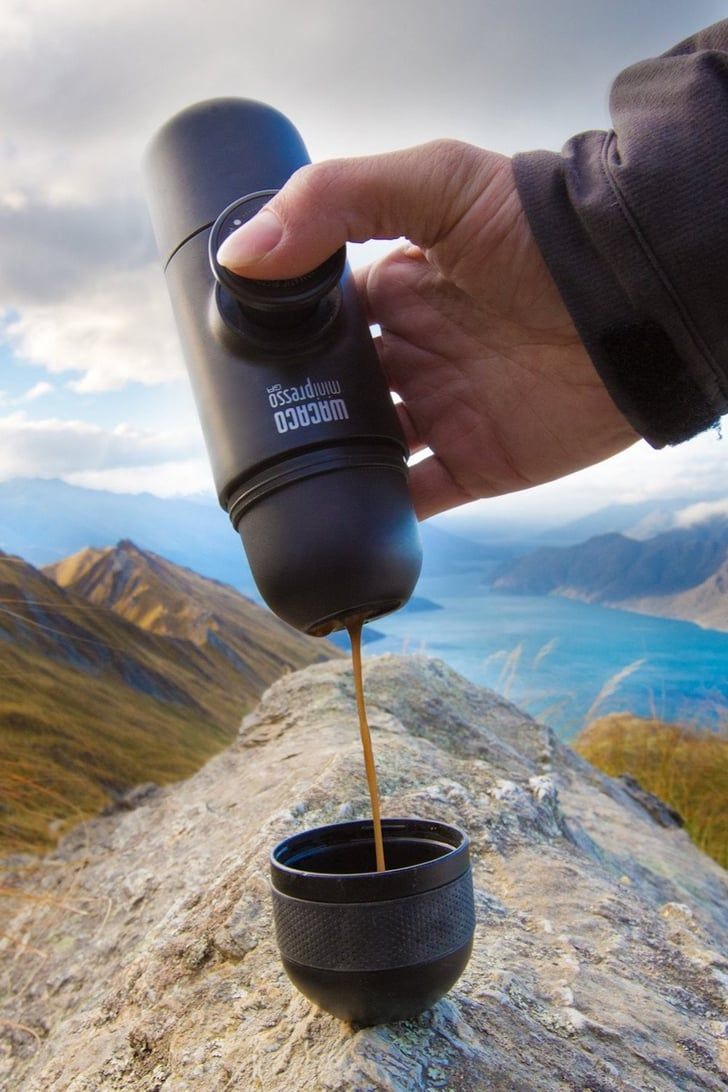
left=363, top=569, right=728, bottom=740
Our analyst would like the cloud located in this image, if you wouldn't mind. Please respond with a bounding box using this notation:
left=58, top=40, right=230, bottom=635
left=23, top=381, right=53, bottom=401
left=557, top=430, right=726, bottom=507
left=0, top=0, right=723, bottom=513
left=65, top=459, right=215, bottom=497
left=0, top=411, right=202, bottom=479
left=674, top=498, right=728, bottom=528
left=0, top=1, right=709, bottom=203
left=1, top=265, right=183, bottom=391
left=0, top=198, right=154, bottom=306
left=444, top=428, right=728, bottom=525
left=0, top=192, right=173, bottom=392
left=0, top=0, right=715, bottom=398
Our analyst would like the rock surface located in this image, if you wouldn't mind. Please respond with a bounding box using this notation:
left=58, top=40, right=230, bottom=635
left=1, top=655, right=727, bottom=1091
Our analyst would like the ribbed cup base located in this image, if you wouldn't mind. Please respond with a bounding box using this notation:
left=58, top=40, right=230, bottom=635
left=281, top=938, right=473, bottom=1025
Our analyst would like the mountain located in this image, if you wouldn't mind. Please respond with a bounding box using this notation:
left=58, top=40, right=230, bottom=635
left=624, top=554, right=728, bottom=631
left=401, top=595, right=443, bottom=612
left=425, top=511, right=548, bottom=555
left=418, top=520, right=502, bottom=575
left=0, top=544, right=337, bottom=852
left=0, top=477, right=258, bottom=595
left=0, top=548, right=220, bottom=706
left=629, top=496, right=728, bottom=539
left=0, top=478, right=494, bottom=599
left=536, top=492, right=727, bottom=545
left=491, top=517, right=728, bottom=630
left=45, top=539, right=335, bottom=694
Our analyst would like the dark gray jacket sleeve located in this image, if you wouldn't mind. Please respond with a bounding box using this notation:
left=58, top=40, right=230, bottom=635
left=512, top=20, right=728, bottom=447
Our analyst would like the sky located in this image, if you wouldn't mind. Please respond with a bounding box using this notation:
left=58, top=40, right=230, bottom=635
left=0, top=0, right=725, bottom=526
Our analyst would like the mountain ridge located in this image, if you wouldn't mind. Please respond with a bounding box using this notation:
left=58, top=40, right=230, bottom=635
left=0, top=543, right=338, bottom=852
left=0, top=478, right=498, bottom=598
left=535, top=491, right=728, bottom=544
left=0, top=477, right=259, bottom=594
left=44, top=539, right=336, bottom=693
left=491, top=516, right=728, bottom=631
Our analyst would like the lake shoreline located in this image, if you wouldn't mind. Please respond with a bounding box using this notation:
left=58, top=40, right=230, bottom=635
left=364, top=577, right=728, bottom=739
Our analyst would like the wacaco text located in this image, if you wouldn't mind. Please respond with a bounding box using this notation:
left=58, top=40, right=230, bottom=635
left=267, top=377, right=349, bottom=434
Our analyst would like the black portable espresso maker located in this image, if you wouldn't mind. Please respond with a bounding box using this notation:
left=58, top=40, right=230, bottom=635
left=144, top=98, right=422, bottom=635
left=145, top=102, right=475, bottom=1025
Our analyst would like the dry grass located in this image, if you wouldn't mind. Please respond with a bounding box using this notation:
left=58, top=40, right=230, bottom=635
left=0, top=545, right=334, bottom=858
left=484, top=640, right=728, bottom=870
left=581, top=658, right=646, bottom=725
left=574, top=713, right=728, bottom=869
left=0, top=643, right=236, bottom=855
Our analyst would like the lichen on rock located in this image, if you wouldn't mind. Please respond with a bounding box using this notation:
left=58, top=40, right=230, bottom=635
left=1, top=655, right=727, bottom=1090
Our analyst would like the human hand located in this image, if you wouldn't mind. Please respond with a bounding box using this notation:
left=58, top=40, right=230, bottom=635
left=216, top=141, right=639, bottom=520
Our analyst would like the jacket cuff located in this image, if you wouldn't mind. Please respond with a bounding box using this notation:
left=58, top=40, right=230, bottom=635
left=512, top=147, right=722, bottom=448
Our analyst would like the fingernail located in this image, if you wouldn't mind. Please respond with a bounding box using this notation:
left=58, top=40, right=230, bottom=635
left=216, top=209, right=283, bottom=269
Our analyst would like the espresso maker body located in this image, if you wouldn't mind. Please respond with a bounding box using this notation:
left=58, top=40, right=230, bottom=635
left=145, top=99, right=421, bottom=635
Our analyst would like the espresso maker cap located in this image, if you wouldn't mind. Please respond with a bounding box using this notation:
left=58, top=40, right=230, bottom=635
left=144, top=98, right=309, bottom=267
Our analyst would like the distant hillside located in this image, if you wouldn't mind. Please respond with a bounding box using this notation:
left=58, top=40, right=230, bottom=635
left=626, top=497, right=728, bottom=541
left=625, top=555, right=728, bottom=631
left=402, top=595, right=443, bottom=613
left=418, top=522, right=505, bottom=575
left=0, top=478, right=258, bottom=594
left=0, top=477, right=494, bottom=596
left=491, top=517, right=728, bottom=631
left=0, top=545, right=337, bottom=853
left=45, top=540, right=333, bottom=695
left=537, top=492, right=727, bottom=545
left=575, top=713, right=728, bottom=868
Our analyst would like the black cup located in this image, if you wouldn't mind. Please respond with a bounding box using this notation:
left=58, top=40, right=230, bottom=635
left=270, top=818, right=475, bottom=1025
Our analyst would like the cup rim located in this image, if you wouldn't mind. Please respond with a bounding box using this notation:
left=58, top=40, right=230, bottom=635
left=270, top=816, right=470, bottom=903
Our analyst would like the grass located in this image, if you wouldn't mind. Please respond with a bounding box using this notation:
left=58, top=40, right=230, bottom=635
left=483, top=638, right=728, bottom=870
left=0, top=643, right=236, bottom=854
left=0, top=546, right=335, bottom=858
left=574, top=713, right=728, bottom=869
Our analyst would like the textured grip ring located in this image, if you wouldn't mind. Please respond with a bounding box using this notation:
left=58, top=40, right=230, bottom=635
left=271, top=869, right=475, bottom=973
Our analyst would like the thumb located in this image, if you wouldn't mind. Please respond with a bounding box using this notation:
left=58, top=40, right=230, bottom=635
left=215, top=140, right=498, bottom=278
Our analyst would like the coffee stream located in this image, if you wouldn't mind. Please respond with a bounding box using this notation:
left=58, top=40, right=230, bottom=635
left=347, top=620, right=387, bottom=872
